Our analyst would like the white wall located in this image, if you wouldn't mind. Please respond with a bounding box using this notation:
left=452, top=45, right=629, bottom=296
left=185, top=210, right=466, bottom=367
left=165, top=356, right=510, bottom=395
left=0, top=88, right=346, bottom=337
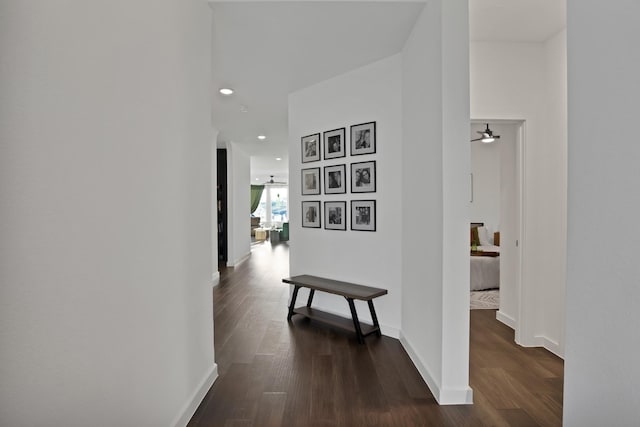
left=211, top=130, right=220, bottom=284
left=470, top=37, right=567, bottom=356
left=288, top=54, right=403, bottom=337
left=0, top=1, right=216, bottom=426
left=226, top=142, right=251, bottom=267
left=401, top=0, right=471, bottom=404
left=497, top=123, right=519, bottom=328
left=542, top=29, right=567, bottom=357
left=564, top=2, right=640, bottom=425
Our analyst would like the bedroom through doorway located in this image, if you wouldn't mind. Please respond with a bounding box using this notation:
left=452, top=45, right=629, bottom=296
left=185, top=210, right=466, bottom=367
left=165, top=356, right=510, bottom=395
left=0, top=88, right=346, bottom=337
left=469, top=121, right=522, bottom=331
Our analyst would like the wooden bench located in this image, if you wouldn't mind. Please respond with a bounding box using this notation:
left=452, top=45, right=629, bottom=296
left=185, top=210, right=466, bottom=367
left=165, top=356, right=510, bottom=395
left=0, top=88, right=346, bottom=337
left=282, top=274, right=388, bottom=344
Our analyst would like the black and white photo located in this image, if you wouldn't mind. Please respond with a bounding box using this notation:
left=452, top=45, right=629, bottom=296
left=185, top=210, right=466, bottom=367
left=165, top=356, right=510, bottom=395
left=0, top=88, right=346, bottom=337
left=324, top=201, right=346, bottom=231
left=324, top=164, right=346, bottom=194
left=301, top=167, right=320, bottom=195
left=350, top=121, right=376, bottom=156
left=351, top=200, right=376, bottom=231
left=302, top=201, right=321, bottom=228
left=301, top=133, right=321, bottom=163
left=323, top=127, right=346, bottom=160
left=351, top=160, right=376, bottom=193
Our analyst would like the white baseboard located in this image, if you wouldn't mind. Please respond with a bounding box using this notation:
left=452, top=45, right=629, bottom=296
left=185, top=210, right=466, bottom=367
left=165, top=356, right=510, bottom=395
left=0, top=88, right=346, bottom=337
left=515, top=332, right=564, bottom=360
left=399, top=333, right=440, bottom=400
left=227, top=252, right=249, bottom=267
left=515, top=334, right=543, bottom=348
left=439, top=387, right=474, bottom=405
left=399, top=333, right=473, bottom=405
left=536, top=335, right=564, bottom=359
left=172, top=363, right=218, bottom=427
left=211, top=271, right=220, bottom=288
left=496, top=310, right=516, bottom=330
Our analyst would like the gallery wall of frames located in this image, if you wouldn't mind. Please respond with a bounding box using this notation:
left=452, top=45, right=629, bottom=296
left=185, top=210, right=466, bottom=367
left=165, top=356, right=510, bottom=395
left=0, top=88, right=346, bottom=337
left=300, top=121, right=377, bottom=232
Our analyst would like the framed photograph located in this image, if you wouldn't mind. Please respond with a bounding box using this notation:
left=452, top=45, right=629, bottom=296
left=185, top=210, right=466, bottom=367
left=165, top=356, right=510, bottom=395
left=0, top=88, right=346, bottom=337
left=301, top=167, right=320, bottom=195
left=324, top=164, right=346, bottom=194
left=301, top=133, right=321, bottom=163
left=302, top=201, right=321, bottom=228
left=324, top=201, right=347, bottom=231
left=351, top=200, right=376, bottom=232
left=350, top=121, right=376, bottom=156
left=351, top=161, right=376, bottom=193
left=323, top=127, right=346, bottom=160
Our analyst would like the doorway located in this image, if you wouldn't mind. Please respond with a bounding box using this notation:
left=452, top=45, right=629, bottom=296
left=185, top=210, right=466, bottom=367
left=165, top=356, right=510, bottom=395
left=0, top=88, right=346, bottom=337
left=217, top=148, right=228, bottom=263
left=470, top=119, right=524, bottom=343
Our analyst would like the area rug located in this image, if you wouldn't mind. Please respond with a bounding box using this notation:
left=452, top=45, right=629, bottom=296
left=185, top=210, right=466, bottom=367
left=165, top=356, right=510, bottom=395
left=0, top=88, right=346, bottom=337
left=470, top=290, right=499, bottom=310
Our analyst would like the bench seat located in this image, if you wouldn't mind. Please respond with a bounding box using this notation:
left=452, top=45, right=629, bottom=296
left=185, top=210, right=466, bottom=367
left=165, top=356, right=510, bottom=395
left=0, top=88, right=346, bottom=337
left=282, top=274, right=388, bottom=343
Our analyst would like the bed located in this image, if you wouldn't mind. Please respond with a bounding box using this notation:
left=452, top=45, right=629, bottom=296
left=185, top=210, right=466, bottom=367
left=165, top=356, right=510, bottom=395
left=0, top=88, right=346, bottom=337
left=470, top=223, right=500, bottom=291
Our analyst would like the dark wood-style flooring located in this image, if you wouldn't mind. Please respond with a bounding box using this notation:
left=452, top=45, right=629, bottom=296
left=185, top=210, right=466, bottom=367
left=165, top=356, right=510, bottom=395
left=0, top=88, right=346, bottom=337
left=189, top=242, right=563, bottom=426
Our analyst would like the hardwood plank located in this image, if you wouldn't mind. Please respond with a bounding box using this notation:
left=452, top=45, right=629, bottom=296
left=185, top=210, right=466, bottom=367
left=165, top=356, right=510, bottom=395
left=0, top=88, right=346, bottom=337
left=253, top=392, right=287, bottom=427
left=350, top=343, right=389, bottom=413
left=189, top=242, right=564, bottom=426
left=223, top=420, right=251, bottom=427
left=310, top=354, right=336, bottom=422
left=497, top=408, right=540, bottom=426
left=255, top=320, right=287, bottom=356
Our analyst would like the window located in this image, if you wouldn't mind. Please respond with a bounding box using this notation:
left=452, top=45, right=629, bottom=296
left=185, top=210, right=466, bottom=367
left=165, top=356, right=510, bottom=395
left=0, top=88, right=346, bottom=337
left=254, top=186, right=288, bottom=227
left=270, top=187, right=288, bottom=224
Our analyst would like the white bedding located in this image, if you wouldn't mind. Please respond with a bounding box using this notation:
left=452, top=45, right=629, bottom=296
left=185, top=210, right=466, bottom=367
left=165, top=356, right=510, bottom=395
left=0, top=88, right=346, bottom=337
left=470, top=245, right=500, bottom=291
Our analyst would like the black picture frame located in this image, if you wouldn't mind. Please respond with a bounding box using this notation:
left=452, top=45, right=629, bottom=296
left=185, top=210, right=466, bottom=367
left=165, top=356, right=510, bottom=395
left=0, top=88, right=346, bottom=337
left=351, top=200, right=376, bottom=231
left=324, top=201, right=347, bottom=231
left=323, top=127, right=346, bottom=160
left=302, top=201, right=321, bottom=228
left=324, top=164, right=346, bottom=194
left=350, top=121, right=376, bottom=156
left=301, top=167, right=321, bottom=195
left=351, top=160, right=376, bottom=193
left=301, top=133, right=321, bottom=163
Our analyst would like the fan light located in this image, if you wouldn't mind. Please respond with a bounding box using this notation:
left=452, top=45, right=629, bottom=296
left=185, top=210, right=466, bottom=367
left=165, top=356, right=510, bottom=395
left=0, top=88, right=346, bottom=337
left=472, top=123, right=500, bottom=143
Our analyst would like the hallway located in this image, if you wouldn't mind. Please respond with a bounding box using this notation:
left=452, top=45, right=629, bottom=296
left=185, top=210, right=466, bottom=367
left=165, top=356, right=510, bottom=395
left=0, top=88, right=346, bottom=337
left=189, top=242, right=563, bottom=426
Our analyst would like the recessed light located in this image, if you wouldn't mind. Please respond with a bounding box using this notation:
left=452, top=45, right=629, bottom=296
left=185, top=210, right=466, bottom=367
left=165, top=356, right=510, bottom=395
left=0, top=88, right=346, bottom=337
left=276, top=157, right=282, bottom=161
left=257, top=135, right=266, bottom=140
left=219, top=88, right=234, bottom=95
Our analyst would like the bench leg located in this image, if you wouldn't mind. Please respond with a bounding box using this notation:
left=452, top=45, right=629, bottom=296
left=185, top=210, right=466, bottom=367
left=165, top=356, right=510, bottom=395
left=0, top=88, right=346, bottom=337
left=287, top=285, right=301, bottom=321
left=306, top=289, right=315, bottom=308
left=368, top=300, right=382, bottom=337
left=346, top=297, right=364, bottom=344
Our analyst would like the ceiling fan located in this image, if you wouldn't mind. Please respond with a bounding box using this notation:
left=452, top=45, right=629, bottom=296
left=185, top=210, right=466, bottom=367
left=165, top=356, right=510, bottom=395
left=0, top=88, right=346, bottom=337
left=471, top=124, right=501, bottom=143
left=264, top=175, right=287, bottom=185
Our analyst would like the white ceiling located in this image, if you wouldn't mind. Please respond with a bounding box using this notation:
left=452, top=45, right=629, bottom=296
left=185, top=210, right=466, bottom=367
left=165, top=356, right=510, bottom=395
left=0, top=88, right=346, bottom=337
left=211, top=1, right=424, bottom=183
left=210, top=0, right=566, bottom=184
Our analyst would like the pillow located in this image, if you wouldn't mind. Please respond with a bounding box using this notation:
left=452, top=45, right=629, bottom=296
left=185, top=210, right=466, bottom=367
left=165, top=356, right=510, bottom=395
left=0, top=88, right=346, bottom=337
left=470, top=227, right=480, bottom=246
left=478, top=226, right=492, bottom=246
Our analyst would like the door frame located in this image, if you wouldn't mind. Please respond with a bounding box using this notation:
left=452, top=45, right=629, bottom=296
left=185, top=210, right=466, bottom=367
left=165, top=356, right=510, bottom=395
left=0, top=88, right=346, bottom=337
left=471, top=118, right=527, bottom=344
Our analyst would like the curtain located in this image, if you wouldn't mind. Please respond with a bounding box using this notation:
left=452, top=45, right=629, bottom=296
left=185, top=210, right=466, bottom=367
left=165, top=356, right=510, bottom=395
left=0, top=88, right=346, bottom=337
left=250, top=185, right=265, bottom=214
